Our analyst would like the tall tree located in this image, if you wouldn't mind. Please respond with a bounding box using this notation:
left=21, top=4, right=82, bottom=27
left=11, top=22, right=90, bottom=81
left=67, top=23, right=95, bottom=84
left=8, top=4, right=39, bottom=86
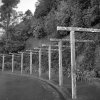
left=0, top=0, right=20, bottom=38
left=34, top=0, right=58, bottom=18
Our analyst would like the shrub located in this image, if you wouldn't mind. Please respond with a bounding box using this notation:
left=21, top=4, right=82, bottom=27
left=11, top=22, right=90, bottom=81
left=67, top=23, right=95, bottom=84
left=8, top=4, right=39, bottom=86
left=4, top=62, right=12, bottom=70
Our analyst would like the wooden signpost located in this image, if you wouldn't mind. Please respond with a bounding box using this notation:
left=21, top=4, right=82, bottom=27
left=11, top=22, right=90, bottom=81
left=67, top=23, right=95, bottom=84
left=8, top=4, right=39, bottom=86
left=70, top=31, right=76, bottom=99
left=42, top=44, right=58, bottom=81
left=11, top=54, right=14, bottom=73
left=10, top=53, right=21, bottom=73
left=58, top=41, right=63, bottom=86
left=42, top=43, right=63, bottom=86
left=2, top=54, right=5, bottom=72
left=26, top=50, right=33, bottom=75
left=48, top=39, right=64, bottom=87
left=29, top=51, right=33, bottom=75
left=21, top=53, right=24, bottom=74
left=39, top=48, right=42, bottom=78
left=41, top=44, right=52, bottom=80
left=34, top=48, right=42, bottom=78
left=48, top=45, right=51, bottom=80
left=19, top=52, right=24, bottom=74
left=57, top=26, right=100, bottom=99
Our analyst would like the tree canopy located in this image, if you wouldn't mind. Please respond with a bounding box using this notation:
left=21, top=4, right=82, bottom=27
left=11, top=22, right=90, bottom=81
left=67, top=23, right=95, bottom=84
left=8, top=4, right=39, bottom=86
left=0, top=0, right=20, bottom=38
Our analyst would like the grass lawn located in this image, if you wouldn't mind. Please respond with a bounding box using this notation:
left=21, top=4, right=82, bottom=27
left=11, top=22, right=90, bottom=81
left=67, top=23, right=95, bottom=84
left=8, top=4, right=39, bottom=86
left=62, top=78, right=100, bottom=100
left=41, top=72, right=100, bottom=100
left=2, top=69, right=100, bottom=100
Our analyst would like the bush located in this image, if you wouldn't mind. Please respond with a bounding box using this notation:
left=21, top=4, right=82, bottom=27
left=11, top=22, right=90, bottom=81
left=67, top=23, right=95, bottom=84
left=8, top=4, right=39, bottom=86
left=76, top=69, right=96, bottom=82
left=83, top=70, right=96, bottom=82
left=4, top=62, right=12, bottom=70
left=14, top=61, right=21, bottom=70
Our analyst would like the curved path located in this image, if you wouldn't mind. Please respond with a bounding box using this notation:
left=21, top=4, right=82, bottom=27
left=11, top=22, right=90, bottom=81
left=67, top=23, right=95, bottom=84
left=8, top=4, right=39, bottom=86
left=0, top=72, right=64, bottom=100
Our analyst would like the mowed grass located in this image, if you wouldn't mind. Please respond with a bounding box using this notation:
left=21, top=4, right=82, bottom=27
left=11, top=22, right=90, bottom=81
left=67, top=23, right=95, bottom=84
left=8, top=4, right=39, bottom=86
left=77, top=82, right=100, bottom=100
left=0, top=72, right=64, bottom=100
left=2, top=69, right=100, bottom=100
left=63, top=78, right=100, bottom=100
left=41, top=71, right=100, bottom=100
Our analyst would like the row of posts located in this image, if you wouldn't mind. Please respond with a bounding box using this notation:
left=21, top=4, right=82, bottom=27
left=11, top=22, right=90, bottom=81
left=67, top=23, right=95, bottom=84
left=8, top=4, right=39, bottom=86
left=1, top=26, right=99, bottom=100
left=1, top=41, right=63, bottom=86
left=1, top=32, right=76, bottom=99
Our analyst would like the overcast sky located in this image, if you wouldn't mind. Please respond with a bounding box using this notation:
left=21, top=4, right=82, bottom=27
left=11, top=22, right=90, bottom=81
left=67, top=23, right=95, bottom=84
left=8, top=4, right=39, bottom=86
left=0, top=0, right=38, bottom=14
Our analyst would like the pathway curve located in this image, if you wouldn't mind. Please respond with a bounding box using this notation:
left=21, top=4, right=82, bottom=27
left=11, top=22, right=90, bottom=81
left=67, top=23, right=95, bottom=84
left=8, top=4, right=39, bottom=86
left=0, top=72, right=64, bottom=100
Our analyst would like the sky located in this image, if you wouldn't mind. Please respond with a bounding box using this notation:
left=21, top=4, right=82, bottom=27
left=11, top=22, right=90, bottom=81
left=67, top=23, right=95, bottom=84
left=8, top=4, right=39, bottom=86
left=0, top=0, right=38, bottom=14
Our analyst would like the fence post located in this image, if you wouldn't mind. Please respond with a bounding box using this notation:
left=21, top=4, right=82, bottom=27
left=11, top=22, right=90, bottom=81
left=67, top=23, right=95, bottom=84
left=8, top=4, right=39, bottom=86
left=70, top=31, right=77, bottom=99
left=21, top=53, right=23, bottom=74
left=39, top=48, right=42, bottom=77
left=48, top=45, right=51, bottom=80
left=30, top=51, right=32, bottom=75
left=59, top=41, right=63, bottom=86
left=12, top=54, right=14, bottom=72
left=2, top=54, right=5, bottom=72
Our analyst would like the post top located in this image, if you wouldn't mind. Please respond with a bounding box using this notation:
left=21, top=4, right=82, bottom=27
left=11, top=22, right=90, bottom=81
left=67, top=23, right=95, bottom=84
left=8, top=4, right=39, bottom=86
left=26, top=49, right=33, bottom=52
left=18, top=52, right=24, bottom=54
left=50, top=38, right=94, bottom=42
left=57, top=26, right=100, bottom=32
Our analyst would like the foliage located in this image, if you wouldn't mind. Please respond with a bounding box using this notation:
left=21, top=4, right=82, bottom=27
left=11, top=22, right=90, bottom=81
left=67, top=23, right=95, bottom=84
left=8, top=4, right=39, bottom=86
left=34, top=0, right=58, bottom=18
left=0, top=0, right=20, bottom=33
left=0, top=26, right=26, bottom=53
left=0, top=10, right=33, bottom=53
left=0, top=0, right=100, bottom=81
left=0, top=0, right=22, bottom=53
left=32, top=0, right=100, bottom=80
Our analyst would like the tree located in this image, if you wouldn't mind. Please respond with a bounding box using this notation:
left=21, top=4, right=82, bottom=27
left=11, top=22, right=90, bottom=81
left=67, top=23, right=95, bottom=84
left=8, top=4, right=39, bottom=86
left=0, top=0, right=20, bottom=38
left=32, top=17, right=47, bottom=39
left=34, top=0, right=58, bottom=18
left=22, top=10, right=33, bottom=21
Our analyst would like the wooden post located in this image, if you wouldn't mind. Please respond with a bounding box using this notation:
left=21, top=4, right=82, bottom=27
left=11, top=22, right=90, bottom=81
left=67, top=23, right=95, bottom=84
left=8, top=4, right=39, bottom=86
left=48, top=45, right=51, bottom=80
left=21, top=53, right=23, bottom=74
left=12, top=54, right=14, bottom=72
left=57, top=26, right=100, bottom=100
left=30, top=51, right=32, bottom=75
left=70, top=31, right=77, bottom=99
left=59, top=41, right=63, bottom=86
left=39, top=48, right=42, bottom=77
left=2, top=54, right=5, bottom=72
